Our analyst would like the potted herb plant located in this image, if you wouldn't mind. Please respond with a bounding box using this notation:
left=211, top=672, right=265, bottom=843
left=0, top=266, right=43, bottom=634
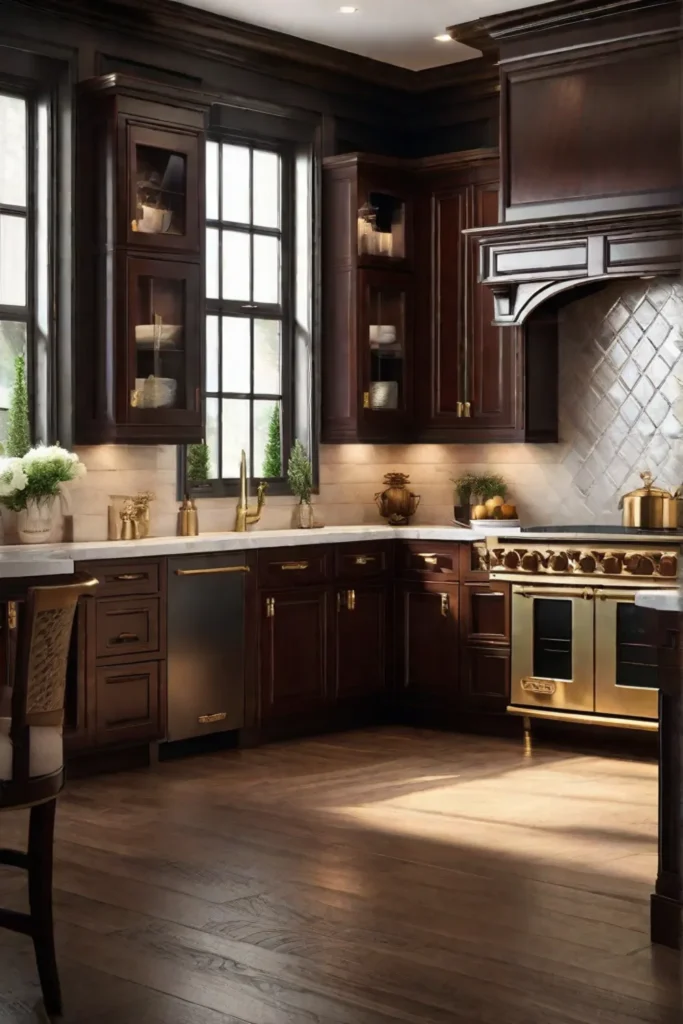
left=0, top=445, right=87, bottom=543
left=287, top=439, right=320, bottom=529
left=452, top=472, right=478, bottom=523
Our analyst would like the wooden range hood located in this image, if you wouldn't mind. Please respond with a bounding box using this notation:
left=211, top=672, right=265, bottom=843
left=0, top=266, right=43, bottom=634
left=451, top=0, right=683, bottom=325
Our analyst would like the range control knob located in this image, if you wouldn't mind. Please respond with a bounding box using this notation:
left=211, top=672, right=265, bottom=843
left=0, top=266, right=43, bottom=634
left=637, top=555, right=655, bottom=576
left=548, top=552, right=569, bottom=573
left=521, top=550, right=542, bottom=573
left=659, top=554, right=678, bottom=578
left=503, top=550, right=520, bottom=570
left=602, top=552, right=623, bottom=575
left=578, top=551, right=597, bottom=574
left=624, top=553, right=640, bottom=574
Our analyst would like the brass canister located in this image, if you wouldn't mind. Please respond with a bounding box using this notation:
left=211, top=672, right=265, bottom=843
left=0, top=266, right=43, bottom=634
left=375, top=472, right=420, bottom=526
left=618, top=471, right=679, bottom=529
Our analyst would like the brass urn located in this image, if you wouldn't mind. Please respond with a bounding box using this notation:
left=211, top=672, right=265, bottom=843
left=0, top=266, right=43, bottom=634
left=375, top=473, right=421, bottom=526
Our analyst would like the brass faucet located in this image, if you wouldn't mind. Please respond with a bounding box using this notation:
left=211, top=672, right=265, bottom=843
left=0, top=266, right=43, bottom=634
left=235, top=450, right=267, bottom=532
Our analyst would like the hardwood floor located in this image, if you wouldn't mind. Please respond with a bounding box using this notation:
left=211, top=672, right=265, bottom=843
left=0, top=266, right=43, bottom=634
left=0, top=728, right=680, bottom=1023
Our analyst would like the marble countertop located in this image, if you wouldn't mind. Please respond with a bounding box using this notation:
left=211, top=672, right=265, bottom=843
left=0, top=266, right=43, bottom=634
left=635, top=590, right=682, bottom=613
left=0, top=524, right=503, bottom=577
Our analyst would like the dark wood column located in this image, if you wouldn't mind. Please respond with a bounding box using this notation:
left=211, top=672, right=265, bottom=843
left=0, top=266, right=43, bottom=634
left=651, top=607, right=682, bottom=950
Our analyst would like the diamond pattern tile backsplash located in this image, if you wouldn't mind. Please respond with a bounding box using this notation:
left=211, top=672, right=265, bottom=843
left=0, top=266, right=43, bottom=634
left=558, top=278, right=683, bottom=519
left=50, top=275, right=683, bottom=540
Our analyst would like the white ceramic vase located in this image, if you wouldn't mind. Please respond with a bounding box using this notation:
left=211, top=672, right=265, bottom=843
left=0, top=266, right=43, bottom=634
left=17, top=497, right=57, bottom=544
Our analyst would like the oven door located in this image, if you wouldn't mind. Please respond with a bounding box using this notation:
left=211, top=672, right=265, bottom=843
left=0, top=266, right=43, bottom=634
left=511, top=585, right=595, bottom=713
left=594, top=589, right=659, bottom=720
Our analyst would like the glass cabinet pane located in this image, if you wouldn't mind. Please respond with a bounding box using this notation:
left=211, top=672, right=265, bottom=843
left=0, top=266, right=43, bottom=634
left=358, top=191, right=406, bottom=259
left=131, top=273, right=187, bottom=411
left=133, top=144, right=187, bottom=237
left=367, top=283, right=406, bottom=412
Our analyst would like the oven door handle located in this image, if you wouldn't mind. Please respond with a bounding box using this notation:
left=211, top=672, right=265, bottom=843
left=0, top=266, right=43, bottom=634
left=513, top=585, right=594, bottom=600
left=593, top=589, right=642, bottom=601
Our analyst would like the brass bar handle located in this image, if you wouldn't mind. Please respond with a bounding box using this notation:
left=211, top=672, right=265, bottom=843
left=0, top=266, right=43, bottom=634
left=115, top=573, right=146, bottom=581
left=595, top=591, right=641, bottom=601
left=347, top=589, right=356, bottom=611
left=456, top=401, right=463, bottom=418
left=354, top=555, right=376, bottom=566
left=464, top=401, right=471, bottom=418
left=363, top=391, right=370, bottom=409
left=440, top=593, right=449, bottom=618
left=516, top=586, right=594, bottom=600
left=175, top=566, right=250, bottom=576
left=266, top=597, right=275, bottom=618
left=112, top=632, right=140, bottom=644
left=279, top=562, right=309, bottom=571
left=7, top=601, right=17, bottom=631
left=198, top=712, right=227, bottom=725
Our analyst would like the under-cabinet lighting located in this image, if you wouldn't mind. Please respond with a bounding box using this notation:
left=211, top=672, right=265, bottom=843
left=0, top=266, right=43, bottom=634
left=339, top=6, right=358, bottom=13
left=434, top=33, right=453, bottom=42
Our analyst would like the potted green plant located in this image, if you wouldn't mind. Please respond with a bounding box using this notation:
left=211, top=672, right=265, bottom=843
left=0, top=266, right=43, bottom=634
left=0, top=445, right=87, bottom=543
left=452, top=472, right=478, bottom=523
left=287, top=439, right=319, bottom=529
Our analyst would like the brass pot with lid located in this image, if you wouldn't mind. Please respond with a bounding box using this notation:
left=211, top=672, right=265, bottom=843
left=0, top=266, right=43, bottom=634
left=618, top=471, right=679, bottom=529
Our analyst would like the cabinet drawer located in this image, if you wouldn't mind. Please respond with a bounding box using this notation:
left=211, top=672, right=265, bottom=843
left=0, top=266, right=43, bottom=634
left=257, top=547, right=330, bottom=588
left=95, top=661, right=162, bottom=745
left=398, top=542, right=461, bottom=581
left=82, top=560, right=160, bottom=597
left=462, top=583, right=510, bottom=644
left=96, top=596, right=160, bottom=659
left=335, top=544, right=392, bottom=582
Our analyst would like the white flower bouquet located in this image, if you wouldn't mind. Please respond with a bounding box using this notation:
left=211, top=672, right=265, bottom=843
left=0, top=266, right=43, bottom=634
left=0, top=445, right=87, bottom=513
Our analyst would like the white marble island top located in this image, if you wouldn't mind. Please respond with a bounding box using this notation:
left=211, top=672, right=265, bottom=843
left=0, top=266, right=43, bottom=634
left=0, top=524, right=504, bottom=578
left=635, top=590, right=682, bottom=613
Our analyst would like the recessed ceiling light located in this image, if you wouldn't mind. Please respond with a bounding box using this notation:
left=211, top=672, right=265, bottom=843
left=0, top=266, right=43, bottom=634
left=339, top=6, right=358, bottom=12
left=434, top=33, right=453, bottom=42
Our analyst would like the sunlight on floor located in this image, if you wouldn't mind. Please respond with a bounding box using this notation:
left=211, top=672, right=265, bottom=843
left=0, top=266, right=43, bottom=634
left=325, top=756, right=659, bottom=885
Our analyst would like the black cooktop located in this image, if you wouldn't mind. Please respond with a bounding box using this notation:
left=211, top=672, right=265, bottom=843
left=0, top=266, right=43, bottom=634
left=521, top=525, right=683, bottom=536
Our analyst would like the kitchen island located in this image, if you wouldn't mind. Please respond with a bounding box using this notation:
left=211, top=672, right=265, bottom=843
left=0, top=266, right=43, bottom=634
left=635, top=589, right=682, bottom=951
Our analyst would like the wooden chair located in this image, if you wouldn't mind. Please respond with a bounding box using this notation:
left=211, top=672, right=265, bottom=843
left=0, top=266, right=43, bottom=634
left=0, top=574, right=97, bottom=1019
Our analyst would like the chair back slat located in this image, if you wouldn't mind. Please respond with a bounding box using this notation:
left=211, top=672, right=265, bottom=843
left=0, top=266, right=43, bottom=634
left=2, top=574, right=97, bottom=800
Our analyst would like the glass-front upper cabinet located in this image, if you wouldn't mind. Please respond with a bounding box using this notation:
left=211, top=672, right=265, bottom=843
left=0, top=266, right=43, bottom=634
left=126, top=257, right=201, bottom=426
left=76, top=75, right=207, bottom=444
left=127, top=125, right=201, bottom=252
left=359, top=270, right=413, bottom=429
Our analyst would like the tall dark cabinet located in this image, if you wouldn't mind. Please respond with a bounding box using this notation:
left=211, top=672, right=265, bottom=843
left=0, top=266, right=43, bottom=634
left=322, top=149, right=558, bottom=445
left=76, top=75, right=208, bottom=445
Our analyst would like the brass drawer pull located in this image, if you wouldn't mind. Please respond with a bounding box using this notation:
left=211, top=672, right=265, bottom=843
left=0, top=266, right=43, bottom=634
left=347, top=589, right=356, bottom=611
left=419, top=553, right=438, bottom=566
left=112, top=631, right=140, bottom=644
left=175, top=566, right=250, bottom=576
left=353, top=555, right=376, bottom=566
left=198, top=712, right=227, bottom=724
left=279, top=561, right=309, bottom=571
left=114, top=573, right=145, bottom=581
left=266, top=597, right=275, bottom=618
left=440, top=593, right=450, bottom=617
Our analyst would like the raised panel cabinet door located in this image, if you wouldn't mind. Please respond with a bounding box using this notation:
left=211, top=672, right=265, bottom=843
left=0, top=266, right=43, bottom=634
left=95, top=661, right=162, bottom=746
left=461, top=584, right=510, bottom=645
left=260, top=587, right=329, bottom=720
left=418, top=183, right=467, bottom=430
left=334, top=586, right=387, bottom=699
left=466, top=180, right=519, bottom=434
left=400, top=582, right=459, bottom=701
left=462, top=646, right=510, bottom=709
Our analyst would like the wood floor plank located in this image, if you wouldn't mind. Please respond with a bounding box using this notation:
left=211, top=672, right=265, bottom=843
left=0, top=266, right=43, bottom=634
left=1, top=727, right=678, bottom=1024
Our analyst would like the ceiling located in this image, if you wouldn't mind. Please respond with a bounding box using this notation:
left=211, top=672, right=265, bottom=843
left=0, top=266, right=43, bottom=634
left=172, top=0, right=557, bottom=71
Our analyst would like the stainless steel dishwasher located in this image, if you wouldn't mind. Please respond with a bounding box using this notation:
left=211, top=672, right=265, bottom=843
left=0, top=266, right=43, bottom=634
left=166, top=553, right=247, bottom=742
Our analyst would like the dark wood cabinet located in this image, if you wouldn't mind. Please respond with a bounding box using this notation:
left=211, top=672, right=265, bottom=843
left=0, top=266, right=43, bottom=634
left=260, top=586, right=329, bottom=721
left=399, top=581, right=460, bottom=705
left=415, top=152, right=543, bottom=442
left=460, top=581, right=511, bottom=713
left=334, top=585, right=387, bottom=700
left=322, top=154, right=415, bottom=443
left=76, top=74, right=207, bottom=445
left=95, top=661, right=162, bottom=746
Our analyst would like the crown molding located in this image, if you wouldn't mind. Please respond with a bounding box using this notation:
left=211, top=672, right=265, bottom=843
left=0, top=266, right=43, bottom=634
left=12, top=0, right=497, bottom=97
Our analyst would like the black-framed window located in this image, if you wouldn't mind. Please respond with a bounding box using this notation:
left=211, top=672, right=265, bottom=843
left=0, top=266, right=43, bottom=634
left=0, top=79, right=51, bottom=447
left=202, top=134, right=293, bottom=490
